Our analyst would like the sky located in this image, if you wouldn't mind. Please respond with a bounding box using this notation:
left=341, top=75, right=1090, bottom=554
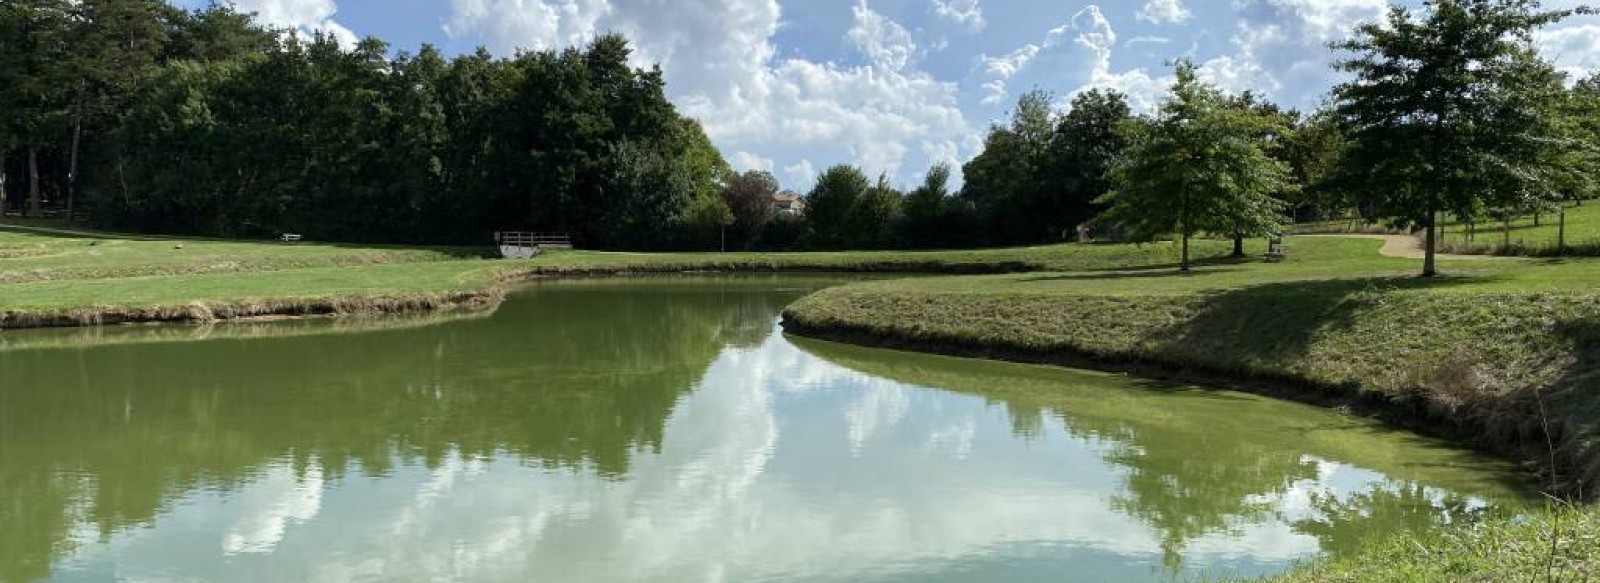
left=172, top=0, right=1600, bottom=190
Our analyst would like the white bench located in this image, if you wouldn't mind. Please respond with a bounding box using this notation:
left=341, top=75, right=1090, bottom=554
left=280, top=233, right=303, bottom=243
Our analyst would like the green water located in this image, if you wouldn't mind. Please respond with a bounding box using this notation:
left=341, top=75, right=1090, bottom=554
left=0, top=276, right=1532, bottom=583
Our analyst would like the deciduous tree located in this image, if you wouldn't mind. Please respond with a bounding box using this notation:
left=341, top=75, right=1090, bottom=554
left=720, top=170, right=780, bottom=249
left=1331, top=0, right=1587, bottom=276
left=804, top=165, right=870, bottom=248
left=1096, top=61, right=1290, bottom=272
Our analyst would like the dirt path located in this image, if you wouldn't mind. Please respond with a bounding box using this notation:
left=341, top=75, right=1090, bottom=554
left=1301, top=233, right=1514, bottom=261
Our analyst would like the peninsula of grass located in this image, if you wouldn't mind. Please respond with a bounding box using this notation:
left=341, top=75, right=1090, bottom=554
left=777, top=238, right=1600, bottom=580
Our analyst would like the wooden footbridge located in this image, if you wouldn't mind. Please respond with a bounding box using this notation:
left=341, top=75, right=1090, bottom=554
left=496, top=232, right=572, bottom=259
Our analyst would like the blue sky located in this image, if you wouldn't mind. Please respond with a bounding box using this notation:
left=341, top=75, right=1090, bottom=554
left=178, top=0, right=1600, bottom=190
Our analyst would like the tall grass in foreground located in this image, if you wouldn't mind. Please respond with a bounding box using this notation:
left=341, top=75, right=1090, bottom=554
left=1256, top=505, right=1597, bottom=582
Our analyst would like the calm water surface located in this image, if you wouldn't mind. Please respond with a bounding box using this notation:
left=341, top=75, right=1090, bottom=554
left=0, top=276, right=1532, bottom=583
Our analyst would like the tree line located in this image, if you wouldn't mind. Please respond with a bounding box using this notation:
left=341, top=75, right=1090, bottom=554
left=714, top=1, right=1599, bottom=269
left=1, top=1, right=728, bottom=248
left=2, top=0, right=1596, bottom=263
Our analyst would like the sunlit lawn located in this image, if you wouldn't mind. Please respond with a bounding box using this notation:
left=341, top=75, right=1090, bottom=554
left=0, top=225, right=1594, bottom=314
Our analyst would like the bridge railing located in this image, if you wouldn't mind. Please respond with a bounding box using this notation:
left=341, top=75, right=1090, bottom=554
left=497, top=232, right=573, bottom=249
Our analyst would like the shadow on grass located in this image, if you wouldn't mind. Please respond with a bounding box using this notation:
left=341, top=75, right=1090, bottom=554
left=1016, top=265, right=1254, bottom=283
left=1070, top=254, right=1261, bottom=274
left=1142, top=275, right=1495, bottom=366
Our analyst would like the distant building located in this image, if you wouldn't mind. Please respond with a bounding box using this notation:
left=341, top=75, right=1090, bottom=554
left=772, top=191, right=806, bottom=216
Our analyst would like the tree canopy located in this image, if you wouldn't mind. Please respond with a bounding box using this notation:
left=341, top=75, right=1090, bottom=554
left=0, top=3, right=729, bottom=249
left=1096, top=61, right=1291, bottom=272
left=961, top=89, right=1134, bottom=246
left=1331, top=0, right=1589, bottom=275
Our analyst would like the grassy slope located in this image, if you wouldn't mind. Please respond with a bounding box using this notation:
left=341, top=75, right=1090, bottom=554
left=777, top=238, right=1600, bottom=581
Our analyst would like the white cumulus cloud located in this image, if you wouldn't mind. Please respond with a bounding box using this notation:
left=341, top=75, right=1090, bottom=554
left=1192, top=0, right=1387, bottom=101
left=975, top=6, right=1169, bottom=112
left=1537, top=24, right=1600, bottom=81
left=226, top=0, right=359, bottom=48
left=443, top=0, right=975, bottom=189
left=848, top=0, right=918, bottom=71
left=1136, top=0, right=1191, bottom=25
left=930, top=0, right=985, bottom=31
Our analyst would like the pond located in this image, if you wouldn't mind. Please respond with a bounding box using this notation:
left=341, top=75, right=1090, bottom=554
left=0, top=276, right=1533, bottom=583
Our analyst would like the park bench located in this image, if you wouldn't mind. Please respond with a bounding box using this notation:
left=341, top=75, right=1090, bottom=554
left=280, top=233, right=303, bottom=243
left=1265, top=242, right=1288, bottom=262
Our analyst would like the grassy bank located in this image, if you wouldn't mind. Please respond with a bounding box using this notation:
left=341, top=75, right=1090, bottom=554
left=778, top=238, right=1600, bottom=579
left=781, top=239, right=1600, bottom=494
left=1260, top=507, right=1597, bottom=582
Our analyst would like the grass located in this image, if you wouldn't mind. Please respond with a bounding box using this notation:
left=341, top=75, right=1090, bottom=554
left=0, top=226, right=1236, bottom=326
left=0, top=228, right=481, bottom=283
left=1437, top=201, right=1600, bottom=256
left=1292, top=200, right=1600, bottom=257
left=1258, top=507, right=1599, bottom=582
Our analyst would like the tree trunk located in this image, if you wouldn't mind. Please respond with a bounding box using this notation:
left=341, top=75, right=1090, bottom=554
left=1558, top=210, right=1567, bottom=254
left=1231, top=234, right=1245, bottom=258
left=0, top=147, right=8, bottom=217
left=1423, top=211, right=1438, bottom=278
left=117, top=154, right=130, bottom=207
left=26, top=148, right=41, bottom=218
left=68, top=82, right=85, bottom=222
left=1180, top=233, right=1191, bottom=273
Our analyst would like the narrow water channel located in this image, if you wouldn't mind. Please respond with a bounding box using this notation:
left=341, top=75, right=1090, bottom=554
left=0, top=276, right=1532, bottom=583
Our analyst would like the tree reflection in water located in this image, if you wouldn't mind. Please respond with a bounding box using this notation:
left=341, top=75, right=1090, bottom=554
left=0, top=277, right=812, bottom=583
left=796, top=339, right=1533, bottom=575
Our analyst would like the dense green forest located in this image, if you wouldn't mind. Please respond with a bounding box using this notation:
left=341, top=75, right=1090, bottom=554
left=0, top=1, right=727, bottom=248
left=2, top=0, right=1597, bottom=254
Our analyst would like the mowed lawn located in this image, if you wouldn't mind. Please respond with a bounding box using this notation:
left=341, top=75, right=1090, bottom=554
left=820, top=236, right=1600, bottom=297
left=0, top=226, right=1233, bottom=313
left=1438, top=200, right=1600, bottom=249
left=0, top=228, right=480, bottom=284
left=0, top=224, right=1595, bottom=314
